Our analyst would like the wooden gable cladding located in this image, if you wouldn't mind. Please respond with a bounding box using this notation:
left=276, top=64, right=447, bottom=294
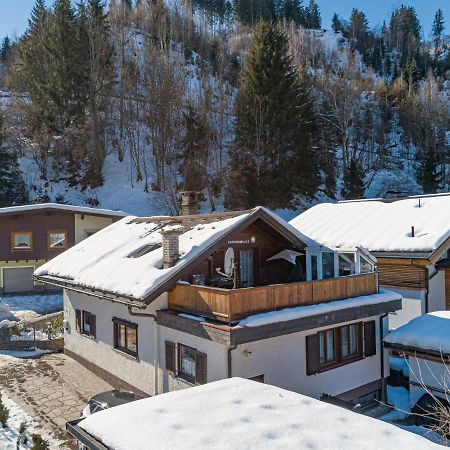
left=377, top=261, right=428, bottom=289
left=181, top=218, right=300, bottom=288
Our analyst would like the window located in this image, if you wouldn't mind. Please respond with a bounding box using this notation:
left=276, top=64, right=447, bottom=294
left=338, top=253, right=355, bottom=277
left=359, top=255, right=374, bottom=273
left=321, top=252, right=335, bottom=279
left=165, top=341, right=207, bottom=385
left=340, top=324, right=360, bottom=359
left=319, top=329, right=337, bottom=365
left=12, top=232, right=32, bottom=250
left=113, top=318, right=138, bottom=357
left=48, top=231, right=67, bottom=249
left=179, top=344, right=197, bottom=383
left=75, top=309, right=96, bottom=338
left=127, top=243, right=162, bottom=258
left=307, top=322, right=369, bottom=374
left=311, top=255, right=318, bottom=280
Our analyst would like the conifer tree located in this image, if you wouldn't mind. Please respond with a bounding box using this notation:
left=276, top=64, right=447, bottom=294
left=279, top=0, right=305, bottom=26
left=0, top=114, right=27, bottom=207
left=331, top=13, right=344, bottom=33
left=432, top=9, right=445, bottom=58
left=78, top=0, right=114, bottom=185
left=226, top=22, right=319, bottom=210
left=305, top=0, right=321, bottom=29
left=0, top=36, right=11, bottom=62
left=46, top=0, right=87, bottom=132
left=27, top=0, right=47, bottom=35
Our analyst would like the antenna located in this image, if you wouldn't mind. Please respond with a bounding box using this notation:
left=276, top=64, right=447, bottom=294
left=411, top=226, right=415, bottom=237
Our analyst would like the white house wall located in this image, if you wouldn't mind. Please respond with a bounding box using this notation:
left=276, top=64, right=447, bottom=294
left=386, top=288, right=425, bottom=329
left=64, top=289, right=167, bottom=395
left=231, top=316, right=388, bottom=400
left=408, top=357, right=450, bottom=408
left=428, top=271, right=446, bottom=313
left=158, top=315, right=388, bottom=401
left=74, top=214, right=114, bottom=244
left=158, top=325, right=228, bottom=394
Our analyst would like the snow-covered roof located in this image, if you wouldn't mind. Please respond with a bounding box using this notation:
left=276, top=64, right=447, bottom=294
left=384, top=311, right=450, bottom=356
left=238, top=290, right=402, bottom=327
left=77, top=378, right=439, bottom=450
left=35, top=207, right=311, bottom=302
left=290, top=194, right=450, bottom=256
left=0, top=203, right=128, bottom=217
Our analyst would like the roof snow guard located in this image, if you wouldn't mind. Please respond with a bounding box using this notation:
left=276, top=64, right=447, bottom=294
left=34, top=207, right=311, bottom=305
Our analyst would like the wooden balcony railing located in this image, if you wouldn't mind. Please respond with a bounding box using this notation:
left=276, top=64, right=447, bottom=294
left=168, top=272, right=378, bottom=324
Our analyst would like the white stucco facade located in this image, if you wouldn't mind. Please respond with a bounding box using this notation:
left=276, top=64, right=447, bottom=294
left=387, top=288, right=425, bottom=330
left=158, top=315, right=389, bottom=402
left=74, top=214, right=115, bottom=244
left=230, top=316, right=388, bottom=400
left=64, top=290, right=167, bottom=395
left=428, top=271, right=446, bottom=313
left=65, top=289, right=391, bottom=403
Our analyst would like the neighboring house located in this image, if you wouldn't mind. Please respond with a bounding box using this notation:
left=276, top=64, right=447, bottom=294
left=66, top=378, right=439, bottom=450
left=34, top=197, right=401, bottom=406
left=289, top=193, right=450, bottom=329
left=384, top=312, right=450, bottom=411
left=0, top=203, right=126, bottom=294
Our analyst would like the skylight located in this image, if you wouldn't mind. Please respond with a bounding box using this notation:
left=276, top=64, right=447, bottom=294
left=128, top=243, right=161, bottom=258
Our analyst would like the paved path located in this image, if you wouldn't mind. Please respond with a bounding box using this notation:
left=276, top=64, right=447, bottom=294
left=0, top=352, right=112, bottom=448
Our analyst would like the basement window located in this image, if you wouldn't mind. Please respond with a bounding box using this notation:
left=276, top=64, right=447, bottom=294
left=128, top=243, right=161, bottom=258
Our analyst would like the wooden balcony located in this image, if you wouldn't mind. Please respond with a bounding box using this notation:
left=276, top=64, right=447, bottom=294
left=168, top=272, right=378, bottom=324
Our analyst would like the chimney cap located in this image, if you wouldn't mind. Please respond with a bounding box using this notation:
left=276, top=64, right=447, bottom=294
left=161, top=224, right=185, bottom=236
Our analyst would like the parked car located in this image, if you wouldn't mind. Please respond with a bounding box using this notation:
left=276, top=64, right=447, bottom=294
left=82, top=390, right=144, bottom=417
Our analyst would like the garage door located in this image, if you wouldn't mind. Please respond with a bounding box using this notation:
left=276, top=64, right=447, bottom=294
left=3, top=267, right=35, bottom=293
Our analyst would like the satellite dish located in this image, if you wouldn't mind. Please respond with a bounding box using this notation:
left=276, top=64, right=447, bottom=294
left=224, top=247, right=235, bottom=276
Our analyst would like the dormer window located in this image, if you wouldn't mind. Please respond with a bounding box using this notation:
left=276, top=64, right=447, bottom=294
left=12, top=232, right=32, bottom=250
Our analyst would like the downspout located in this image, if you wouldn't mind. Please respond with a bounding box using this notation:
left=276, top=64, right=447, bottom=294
left=128, top=306, right=159, bottom=397
left=227, top=345, right=238, bottom=378
left=379, top=313, right=388, bottom=403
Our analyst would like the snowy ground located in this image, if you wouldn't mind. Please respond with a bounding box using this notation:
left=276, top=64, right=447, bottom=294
left=381, top=386, right=445, bottom=446
left=0, top=293, right=63, bottom=321
left=0, top=391, right=61, bottom=450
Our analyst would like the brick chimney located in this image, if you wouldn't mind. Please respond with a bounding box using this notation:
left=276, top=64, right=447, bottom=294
left=181, top=191, right=199, bottom=216
left=161, top=226, right=184, bottom=269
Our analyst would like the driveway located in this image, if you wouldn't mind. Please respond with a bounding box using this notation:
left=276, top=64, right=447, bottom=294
left=0, top=352, right=112, bottom=448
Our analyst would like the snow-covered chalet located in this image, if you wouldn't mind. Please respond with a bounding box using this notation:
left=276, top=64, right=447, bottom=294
left=290, top=193, right=450, bottom=329
left=34, top=193, right=401, bottom=407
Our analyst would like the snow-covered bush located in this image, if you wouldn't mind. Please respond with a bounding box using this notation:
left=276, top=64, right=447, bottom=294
left=0, top=301, right=10, bottom=317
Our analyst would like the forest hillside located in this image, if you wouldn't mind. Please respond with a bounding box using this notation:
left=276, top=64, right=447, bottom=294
left=0, top=0, right=449, bottom=216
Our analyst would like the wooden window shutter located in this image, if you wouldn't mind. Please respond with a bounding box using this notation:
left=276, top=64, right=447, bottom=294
left=364, top=321, right=377, bottom=357
left=90, top=314, right=97, bottom=338
left=306, top=334, right=320, bottom=375
left=165, top=342, right=176, bottom=373
left=75, top=310, right=81, bottom=333
left=195, top=352, right=207, bottom=385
